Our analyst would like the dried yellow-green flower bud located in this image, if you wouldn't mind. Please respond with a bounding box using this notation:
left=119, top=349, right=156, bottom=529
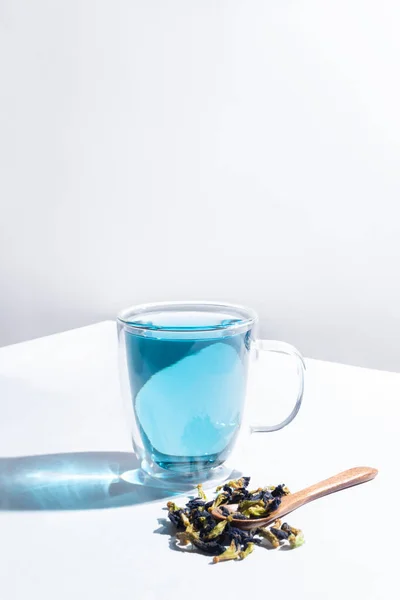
left=289, top=531, right=305, bottom=548
left=213, top=540, right=240, bottom=563
left=204, top=519, right=228, bottom=540
left=210, top=492, right=230, bottom=510
left=248, top=487, right=263, bottom=495
left=217, top=477, right=250, bottom=491
left=196, top=483, right=207, bottom=500
left=239, top=543, right=255, bottom=560
left=273, top=519, right=282, bottom=529
left=181, top=512, right=190, bottom=528
left=176, top=531, right=191, bottom=546
left=238, top=499, right=264, bottom=512
left=176, top=524, right=199, bottom=546
left=281, top=522, right=301, bottom=536
left=258, top=527, right=280, bottom=548
left=243, top=506, right=269, bottom=518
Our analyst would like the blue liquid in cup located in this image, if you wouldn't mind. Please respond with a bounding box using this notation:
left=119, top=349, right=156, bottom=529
left=124, top=310, right=251, bottom=473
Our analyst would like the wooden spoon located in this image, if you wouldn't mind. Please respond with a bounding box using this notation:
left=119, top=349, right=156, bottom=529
left=211, top=466, right=378, bottom=531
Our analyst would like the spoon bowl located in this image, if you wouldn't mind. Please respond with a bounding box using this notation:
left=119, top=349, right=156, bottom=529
left=211, top=466, right=378, bottom=531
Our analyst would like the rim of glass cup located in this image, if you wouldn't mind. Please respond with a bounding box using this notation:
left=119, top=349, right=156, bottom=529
left=117, top=301, right=258, bottom=334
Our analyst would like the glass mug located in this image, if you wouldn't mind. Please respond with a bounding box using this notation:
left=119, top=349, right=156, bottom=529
left=117, top=302, right=305, bottom=491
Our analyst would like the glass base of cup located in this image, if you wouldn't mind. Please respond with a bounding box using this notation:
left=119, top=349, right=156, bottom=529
left=121, top=459, right=238, bottom=493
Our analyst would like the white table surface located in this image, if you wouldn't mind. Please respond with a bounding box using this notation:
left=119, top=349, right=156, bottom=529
left=0, top=321, right=397, bottom=600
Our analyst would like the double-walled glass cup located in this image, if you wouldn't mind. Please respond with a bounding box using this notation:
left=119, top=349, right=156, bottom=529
left=117, top=302, right=305, bottom=491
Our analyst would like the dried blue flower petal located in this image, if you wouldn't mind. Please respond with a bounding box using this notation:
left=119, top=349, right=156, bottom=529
left=217, top=477, right=250, bottom=492
left=227, top=526, right=261, bottom=547
left=267, top=497, right=282, bottom=513
left=231, top=488, right=251, bottom=503
left=192, top=538, right=226, bottom=555
left=168, top=511, right=183, bottom=528
left=281, top=522, right=300, bottom=536
left=222, top=484, right=233, bottom=495
left=166, top=502, right=190, bottom=530
left=219, top=506, right=231, bottom=517
left=271, top=484, right=290, bottom=498
left=248, top=489, right=263, bottom=501
left=261, top=489, right=274, bottom=502
left=186, top=498, right=206, bottom=510
left=192, top=509, right=216, bottom=534
left=270, top=527, right=290, bottom=541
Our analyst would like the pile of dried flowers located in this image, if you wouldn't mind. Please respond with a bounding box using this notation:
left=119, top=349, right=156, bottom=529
left=166, top=477, right=304, bottom=563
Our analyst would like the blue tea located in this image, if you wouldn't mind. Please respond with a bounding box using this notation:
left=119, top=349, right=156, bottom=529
left=124, top=310, right=252, bottom=473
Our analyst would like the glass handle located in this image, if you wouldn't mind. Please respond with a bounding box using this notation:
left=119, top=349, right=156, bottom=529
left=250, top=340, right=306, bottom=433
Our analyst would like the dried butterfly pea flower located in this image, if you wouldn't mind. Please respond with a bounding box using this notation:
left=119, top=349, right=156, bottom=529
left=217, top=477, right=250, bottom=492
left=230, top=512, right=249, bottom=520
left=176, top=524, right=199, bottom=546
left=181, top=512, right=190, bottom=528
left=219, top=506, right=231, bottom=517
left=237, top=499, right=265, bottom=512
left=210, top=492, right=230, bottom=510
left=164, top=479, right=303, bottom=563
left=204, top=519, right=229, bottom=540
left=196, top=483, right=207, bottom=500
left=222, top=484, right=233, bottom=495
left=248, top=487, right=262, bottom=495
left=175, top=532, right=192, bottom=546
left=167, top=503, right=191, bottom=530
left=281, top=522, right=301, bottom=536
left=192, top=510, right=216, bottom=535
left=231, top=488, right=251, bottom=503
left=192, top=517, right=211, bottom=535
left=186, top=498, right=206, bottom=511
left=270, top=527, right=290, bottom=541
left=239, top=542, right=255, bottom=560
left=266, top=496, right=282, bottom=513
left=242, top=505, right=269, bottom=518
left=212, top=539, right=240, bottom=563
left=281, top=523, right=304, bottom=548
left=168, top=511, right=183, bottom=528
left=258, top=527, right=280, bottom=548
left=288, top=531, right=305, bottom=548
left=247, top=489, right=264, bottom=501
left=192, top=538, right=226, bottom=556
left=225, top=525, right=261, bottom=548
left=261, top=489, right=274, bottom=502
left=271, top=484, right=290, bottom=498
left=239, top=493, right=282, bottom=516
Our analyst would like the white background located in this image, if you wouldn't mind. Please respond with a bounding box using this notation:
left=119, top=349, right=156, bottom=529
left=1, top=1, right=400, bottom=371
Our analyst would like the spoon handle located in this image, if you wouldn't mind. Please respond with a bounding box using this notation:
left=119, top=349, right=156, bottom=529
left=292, top=466, right=378, bottom=507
